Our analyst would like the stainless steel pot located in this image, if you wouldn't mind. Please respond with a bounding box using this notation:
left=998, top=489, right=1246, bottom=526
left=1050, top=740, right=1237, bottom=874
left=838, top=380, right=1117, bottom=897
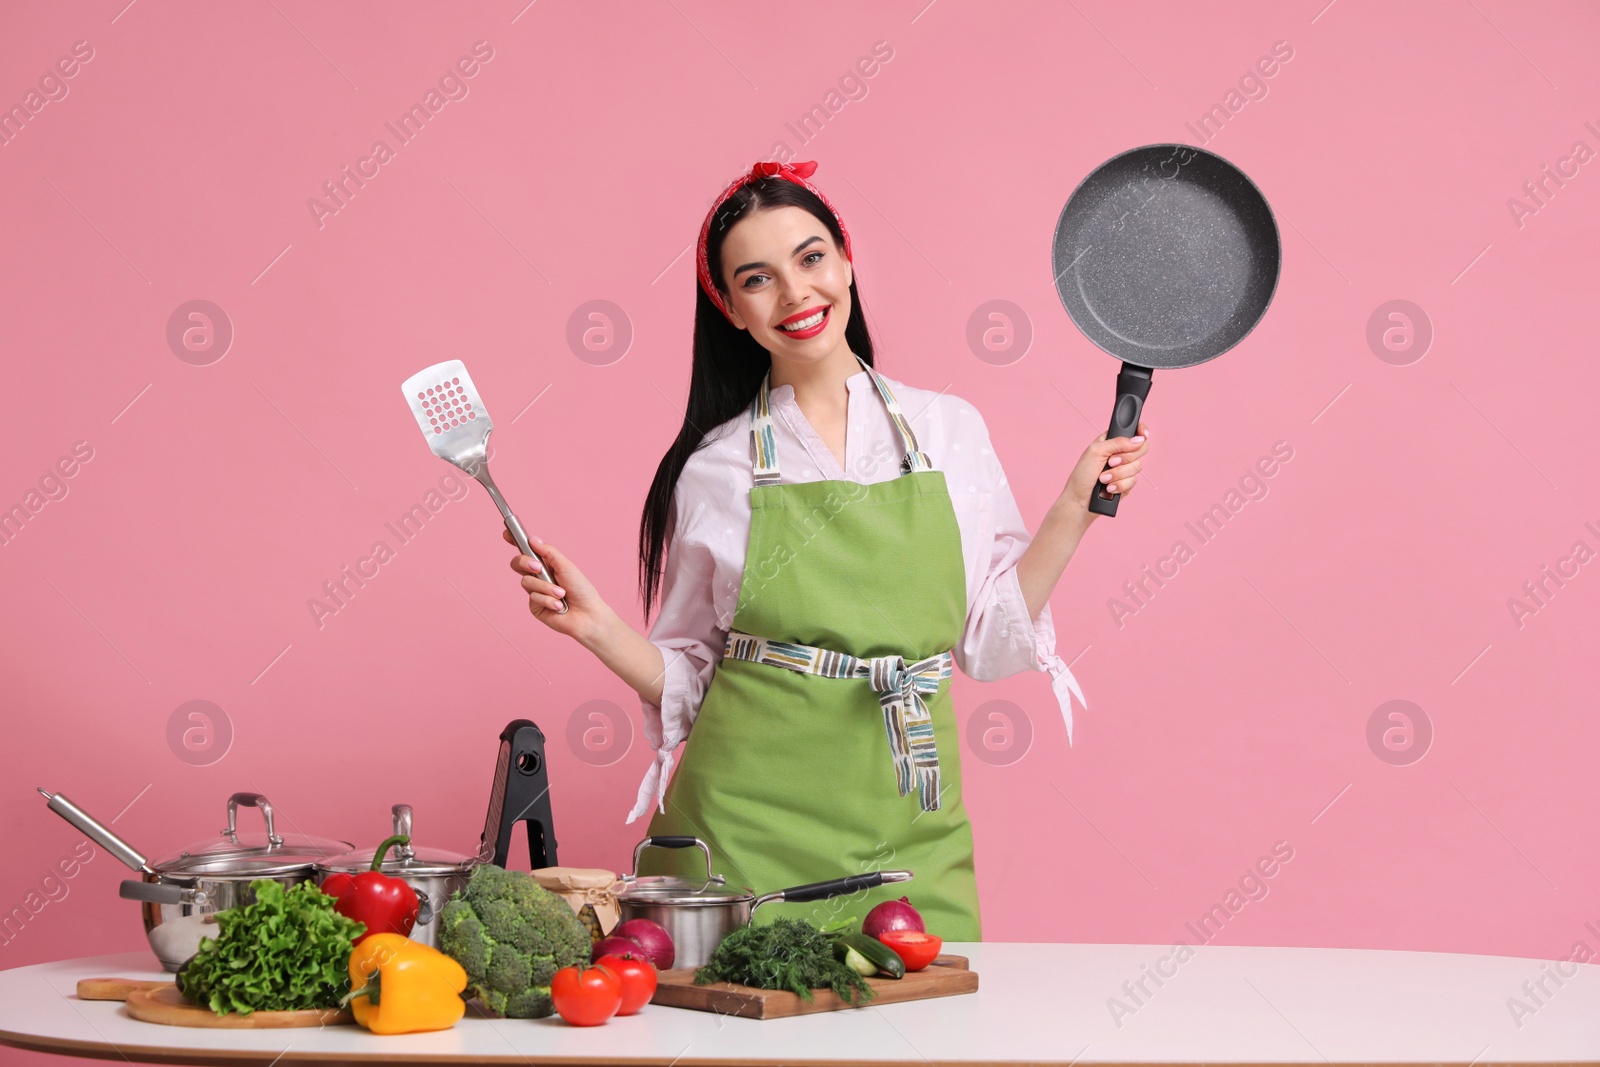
left=39, top=789, right=351, bottom=972
left=615, top=836, right=913, bottom=971
left=315, top=804, right=478, bottom=948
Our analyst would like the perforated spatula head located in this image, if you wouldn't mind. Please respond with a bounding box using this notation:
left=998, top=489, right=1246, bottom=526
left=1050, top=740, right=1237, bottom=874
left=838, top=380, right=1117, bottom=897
left=398, top=359, right=568, bottom=614
left=401, top=359, right=492, bottom=474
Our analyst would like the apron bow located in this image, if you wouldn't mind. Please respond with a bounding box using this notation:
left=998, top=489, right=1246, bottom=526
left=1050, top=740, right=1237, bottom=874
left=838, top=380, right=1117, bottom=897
left=722, top=631, right=953, bottom=812
left=866, top=653, right=948, bottom=812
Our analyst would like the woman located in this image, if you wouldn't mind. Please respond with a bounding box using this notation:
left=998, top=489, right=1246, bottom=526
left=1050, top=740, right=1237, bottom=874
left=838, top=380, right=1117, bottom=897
left=507, top=159, right=1149, bottom=941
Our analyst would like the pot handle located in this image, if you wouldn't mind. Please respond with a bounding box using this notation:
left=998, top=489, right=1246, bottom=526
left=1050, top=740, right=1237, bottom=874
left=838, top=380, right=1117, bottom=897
left=222, top=793, right=283, bottom=847
left=630, top=836, right=714, bottom=880
left=752, top=869, right=914, bottom=910
left=37, top=789, right=150, bottom=874
left=415, top=888, right=433, bottom=926
left=391, top=804, right=417, bottom=861
left=120, top=880, right=210, bottom=907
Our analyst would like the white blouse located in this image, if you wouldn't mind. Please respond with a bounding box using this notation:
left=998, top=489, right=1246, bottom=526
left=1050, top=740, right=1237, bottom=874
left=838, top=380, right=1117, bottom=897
left=626, top=367, right=1086, bottom=824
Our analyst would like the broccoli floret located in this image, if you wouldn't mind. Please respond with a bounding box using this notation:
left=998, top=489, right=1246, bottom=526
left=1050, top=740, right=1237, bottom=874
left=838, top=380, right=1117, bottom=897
left=436, top=864, right=593, bottom=1019
left=503, top=986, right=556, bottom=1019
left=484, top=944, right=532, bottom=994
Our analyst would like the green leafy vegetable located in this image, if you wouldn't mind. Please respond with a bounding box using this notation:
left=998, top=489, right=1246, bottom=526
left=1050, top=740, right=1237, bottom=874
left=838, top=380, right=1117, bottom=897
left=177, top=879, right=366, bottom=1016
left=435, top=863, right=594, bottom=1019
left=694, top=917, right=875, bottom=1005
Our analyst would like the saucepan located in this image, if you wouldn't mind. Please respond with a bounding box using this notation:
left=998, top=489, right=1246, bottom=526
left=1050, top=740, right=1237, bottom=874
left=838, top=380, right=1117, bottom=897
left=39, top=788, right=350, bottom=971
left=315, top=803, right=479, bottom=949
left=614, top=836, right=913, bottom=970
left=1052, top=142, right=1281, bottom=516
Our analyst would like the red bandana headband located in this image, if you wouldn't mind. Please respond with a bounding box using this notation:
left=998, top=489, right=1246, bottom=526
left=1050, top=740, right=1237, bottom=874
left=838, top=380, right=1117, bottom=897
left=695, top=159, right=854, bottom=323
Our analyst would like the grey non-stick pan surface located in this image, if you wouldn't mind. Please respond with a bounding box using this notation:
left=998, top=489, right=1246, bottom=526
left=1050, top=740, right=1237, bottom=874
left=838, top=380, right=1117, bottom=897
left=1052, top=143, right=1280, bottom=516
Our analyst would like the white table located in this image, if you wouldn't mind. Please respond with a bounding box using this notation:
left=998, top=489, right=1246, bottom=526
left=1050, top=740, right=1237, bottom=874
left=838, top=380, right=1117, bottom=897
left=1, top=944, right=1596, bottom=1065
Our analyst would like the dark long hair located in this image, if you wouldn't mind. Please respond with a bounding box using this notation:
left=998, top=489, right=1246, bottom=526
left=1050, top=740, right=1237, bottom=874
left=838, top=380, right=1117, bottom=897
left=637, top=175, right=877, bottom=622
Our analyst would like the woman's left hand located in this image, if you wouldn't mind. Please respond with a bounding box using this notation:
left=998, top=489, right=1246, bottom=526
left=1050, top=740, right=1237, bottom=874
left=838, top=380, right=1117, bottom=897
left=1062, top=421, right=1150, bottom=519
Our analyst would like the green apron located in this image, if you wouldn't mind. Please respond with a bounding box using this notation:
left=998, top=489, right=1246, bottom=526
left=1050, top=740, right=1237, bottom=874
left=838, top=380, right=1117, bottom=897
left=640, top=354, right=982, bottom=941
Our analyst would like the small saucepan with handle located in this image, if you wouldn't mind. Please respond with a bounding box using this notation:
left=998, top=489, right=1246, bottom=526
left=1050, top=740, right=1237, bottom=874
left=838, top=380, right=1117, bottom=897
left=613, top=836, right=913, bottom=970
left=39, top=788, right=350, bottom=972
left=315, top=803, right=479, bottom=949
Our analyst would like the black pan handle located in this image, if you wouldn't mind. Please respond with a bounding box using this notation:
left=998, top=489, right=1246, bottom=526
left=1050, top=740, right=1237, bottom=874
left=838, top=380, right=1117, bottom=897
left=630, top=836, right=715, bottom=881
left=1088, top=363, right=1153, bottom=518
left=645, top=836, right=700, bottom=849
left=755, top=869, right=914, bottom=908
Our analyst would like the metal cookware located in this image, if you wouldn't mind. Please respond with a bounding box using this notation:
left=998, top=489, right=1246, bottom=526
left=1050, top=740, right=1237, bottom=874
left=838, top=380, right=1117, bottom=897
left=316, top=804, right=478, bottom=949
left=614, top=836, right=913, bottom=970
left=400, top=359, right=567, bottom=613
left=1052, top=142, right=1281, bottom=516
left=39, top=789, right=350, bottom=972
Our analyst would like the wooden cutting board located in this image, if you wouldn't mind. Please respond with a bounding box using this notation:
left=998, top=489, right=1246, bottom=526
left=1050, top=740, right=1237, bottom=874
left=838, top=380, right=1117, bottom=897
left=650, top=953, right=977, bottom=1019
left=76, top=977, right=353, bottom=1028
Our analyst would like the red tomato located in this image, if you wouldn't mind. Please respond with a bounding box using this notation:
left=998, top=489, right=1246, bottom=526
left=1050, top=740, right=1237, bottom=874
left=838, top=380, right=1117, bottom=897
left=877, top=930, right=943, bottom=971
left=596, top=952, right=658, bottom=1015
left=550, top=964, right=623, bottom=1026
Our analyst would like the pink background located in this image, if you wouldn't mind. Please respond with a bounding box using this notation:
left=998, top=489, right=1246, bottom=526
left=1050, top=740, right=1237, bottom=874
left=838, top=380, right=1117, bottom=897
left=3, top=0, right=1599, bottom=1056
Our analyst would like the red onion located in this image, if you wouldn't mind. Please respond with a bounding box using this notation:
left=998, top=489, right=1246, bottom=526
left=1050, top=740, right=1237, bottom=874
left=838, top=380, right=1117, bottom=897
left=592, top=935, right=644, bottom=963
left=613, top=918, right=675, bottom=970
left=863, top=896, right=925, bottom=940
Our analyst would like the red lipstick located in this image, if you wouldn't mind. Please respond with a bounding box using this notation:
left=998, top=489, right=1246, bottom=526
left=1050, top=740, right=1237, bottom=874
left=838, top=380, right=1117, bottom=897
left=776, top=305, right=830, bottom=340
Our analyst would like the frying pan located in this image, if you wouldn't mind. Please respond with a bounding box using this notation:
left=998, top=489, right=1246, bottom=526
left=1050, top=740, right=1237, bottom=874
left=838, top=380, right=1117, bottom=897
left=1052, top=143, right=1280, bottom=517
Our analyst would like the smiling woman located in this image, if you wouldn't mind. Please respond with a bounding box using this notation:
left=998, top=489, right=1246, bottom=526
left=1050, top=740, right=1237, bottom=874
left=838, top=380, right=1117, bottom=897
left=727, top=229, right=845, bottom=338
left=504, top=159, right=1146, bottom=943
left=599, top=163, right=999, bottom=939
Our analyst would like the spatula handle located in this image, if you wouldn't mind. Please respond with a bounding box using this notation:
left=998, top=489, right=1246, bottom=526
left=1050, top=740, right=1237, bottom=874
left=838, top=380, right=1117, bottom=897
left=474, top=469, right=569, bottom=614
left=502, top=513, right=569, bottom=614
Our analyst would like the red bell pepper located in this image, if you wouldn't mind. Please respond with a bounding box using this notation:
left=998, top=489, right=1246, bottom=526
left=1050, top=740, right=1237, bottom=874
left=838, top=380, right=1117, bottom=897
left=321, top=835, right=419, bottom=945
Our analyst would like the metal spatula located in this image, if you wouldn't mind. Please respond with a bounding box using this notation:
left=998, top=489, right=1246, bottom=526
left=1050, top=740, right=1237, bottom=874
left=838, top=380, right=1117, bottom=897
left=400, top=359, right=568, bottom=614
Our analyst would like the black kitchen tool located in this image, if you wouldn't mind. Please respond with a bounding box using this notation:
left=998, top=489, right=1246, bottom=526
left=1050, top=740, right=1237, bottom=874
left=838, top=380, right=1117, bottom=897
left=478, top=719, right=559, bottom=868
left=1052, top=143, right=1280, bottom=516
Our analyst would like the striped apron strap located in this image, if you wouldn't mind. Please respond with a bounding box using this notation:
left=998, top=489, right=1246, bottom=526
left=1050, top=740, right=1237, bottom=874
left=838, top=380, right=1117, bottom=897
left=746, top=355, right=935, bottom=486
left=852, top=354, right=935, bottom=475
left=749, top=377, right=781, bottom=487
left=723, top=629, right=953, bottom=812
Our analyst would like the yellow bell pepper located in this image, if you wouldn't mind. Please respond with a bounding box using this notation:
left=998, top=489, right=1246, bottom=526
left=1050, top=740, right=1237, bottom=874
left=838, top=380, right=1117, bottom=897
left=343, top=933, right=468, bottom=1034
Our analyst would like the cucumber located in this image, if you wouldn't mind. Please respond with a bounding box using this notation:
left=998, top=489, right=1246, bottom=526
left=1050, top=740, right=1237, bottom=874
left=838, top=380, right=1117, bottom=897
left=833, top=932, right=906, bottom=979
left=836, top=942, right=876, bottom=976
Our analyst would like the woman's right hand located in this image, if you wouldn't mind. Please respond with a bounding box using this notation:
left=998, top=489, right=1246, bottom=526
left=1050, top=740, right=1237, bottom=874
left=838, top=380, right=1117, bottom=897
left=504, top=529, right=610, bottom=643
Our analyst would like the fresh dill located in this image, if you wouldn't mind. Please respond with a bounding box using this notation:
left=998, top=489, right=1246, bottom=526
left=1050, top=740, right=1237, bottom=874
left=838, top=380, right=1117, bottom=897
left=693, top=917, right=875, bottom=1005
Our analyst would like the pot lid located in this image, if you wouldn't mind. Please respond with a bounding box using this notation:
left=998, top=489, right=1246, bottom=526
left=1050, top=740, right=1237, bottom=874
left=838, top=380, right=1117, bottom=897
left=614, top=874, right=754, bottom=907
left=152, top=793, right=351, bottom=879
left=618, top=836, right=754, bottom=905
left=316, top=804, right=480, bottom=878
